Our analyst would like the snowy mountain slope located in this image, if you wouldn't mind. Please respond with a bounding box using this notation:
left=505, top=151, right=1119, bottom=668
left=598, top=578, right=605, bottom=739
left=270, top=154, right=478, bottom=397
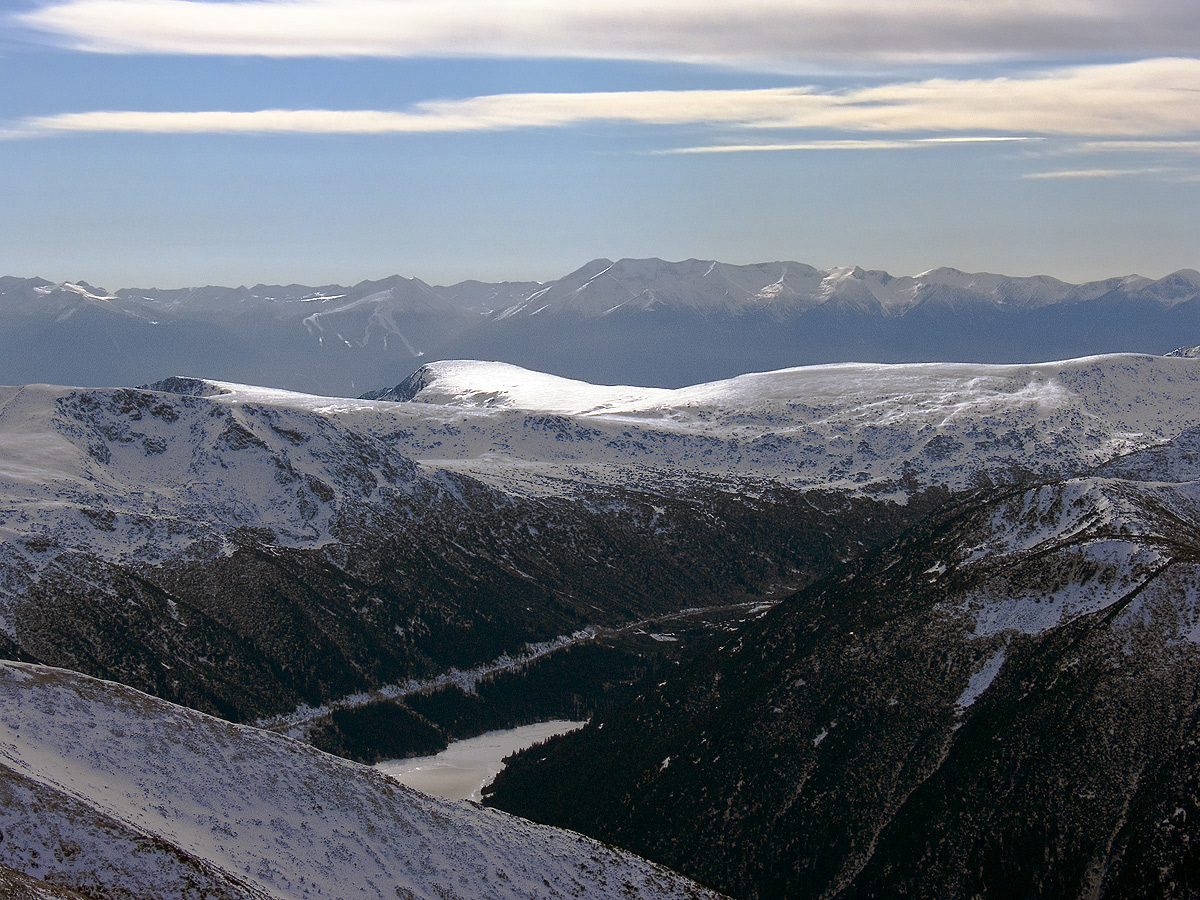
left=0, top=275, right=496, bottom=397
left=0, top=660, right=725, bottom=900
left=2, top=354, right=1197, bottom=592
left=0, top=379, right=430, bottom=562
left=2, top=353, right=1199, bottom=754
left=367, top=354, right=1200, bottom=496
left=490, top=258, right=832, bottom=319
left=482, top=258, right=1185, bottom=322
left=0, top=372, right=939, bottom=729
left=3, top=260, right=1199, bottom=392
left=16, top=352, right=1193, bottom=535
left=3, top=351, right=1171, bottom=508
left=488, top=418, right=1200, bottom=900
left=0, top=863, right=91, bottom=900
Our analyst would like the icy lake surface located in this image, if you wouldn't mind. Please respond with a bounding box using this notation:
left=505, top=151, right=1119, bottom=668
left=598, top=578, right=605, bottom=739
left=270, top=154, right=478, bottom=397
left=376, top=720, right=585, bottom=802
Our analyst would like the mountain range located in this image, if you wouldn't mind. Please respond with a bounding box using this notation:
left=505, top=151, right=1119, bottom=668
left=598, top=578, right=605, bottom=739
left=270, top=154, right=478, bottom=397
left=3, top=354, right=1198, bottom=723
left=3, top=259, right=1199, bottom=394
left=5, top=350, right=1200, bottom=896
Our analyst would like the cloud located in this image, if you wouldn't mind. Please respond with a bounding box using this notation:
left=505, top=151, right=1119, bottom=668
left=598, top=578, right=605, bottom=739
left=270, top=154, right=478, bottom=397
left=1073, top=140, right=1200, bottom=153
left=8, top=59, right=1200, bottom=140
left=14, top=0, right=1200, bottom=65
left=6, top=94, right=823, bottom=138
left=658, top=137, right=1041, bottom=154
left=1024, top=166, right=1198, bottom=179
left=833, top=58, right=1200, bottom=135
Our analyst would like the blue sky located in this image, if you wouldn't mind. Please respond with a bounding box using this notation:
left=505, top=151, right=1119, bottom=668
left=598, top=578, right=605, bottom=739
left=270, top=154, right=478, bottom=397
left=2, top=0, right=1198, bottom=288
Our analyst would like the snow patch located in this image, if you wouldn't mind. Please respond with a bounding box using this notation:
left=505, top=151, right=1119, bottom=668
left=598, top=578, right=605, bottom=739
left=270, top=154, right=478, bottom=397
left=955, top=647, right=1007, bottom=713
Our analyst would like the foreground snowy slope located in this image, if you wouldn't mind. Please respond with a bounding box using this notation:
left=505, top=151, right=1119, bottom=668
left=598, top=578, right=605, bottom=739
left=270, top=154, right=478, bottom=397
left=0, top=660, right=724, bottom=900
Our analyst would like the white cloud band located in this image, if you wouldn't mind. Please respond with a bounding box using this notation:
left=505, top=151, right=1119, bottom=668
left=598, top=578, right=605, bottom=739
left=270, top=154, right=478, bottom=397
left=9, top=59, right=1200, bottom=140
left=15, top=0, right=1200, bottom=65
left=658, top=137, right=1041, bottom=154
left=1073, top=140, right=1200, bottom=153
left=1024, top=167, right=1180, bottom=178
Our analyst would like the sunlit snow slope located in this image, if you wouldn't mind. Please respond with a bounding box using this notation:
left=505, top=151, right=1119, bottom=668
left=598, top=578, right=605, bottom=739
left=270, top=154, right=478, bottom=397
left=7, top=353, right=1199, bottom=568
left=373, top=355, right=1200, bottom=495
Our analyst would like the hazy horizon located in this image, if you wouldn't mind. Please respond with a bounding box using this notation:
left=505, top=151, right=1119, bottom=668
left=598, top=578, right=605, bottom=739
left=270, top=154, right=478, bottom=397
left=8, top=254, right=1200, bottom=294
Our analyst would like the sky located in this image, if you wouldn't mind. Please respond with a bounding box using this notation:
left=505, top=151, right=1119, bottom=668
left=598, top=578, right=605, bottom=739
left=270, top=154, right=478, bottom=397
left=1, top=0, right=1198, bottom=288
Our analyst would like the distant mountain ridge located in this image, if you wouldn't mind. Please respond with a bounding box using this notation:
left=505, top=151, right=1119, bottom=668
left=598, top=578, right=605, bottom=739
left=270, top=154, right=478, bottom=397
left=2, top=259, right=1198, bottom=394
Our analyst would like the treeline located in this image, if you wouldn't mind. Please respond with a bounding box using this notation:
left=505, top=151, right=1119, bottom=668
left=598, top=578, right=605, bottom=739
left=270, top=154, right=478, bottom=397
left=308, top=640, right=673, bottom=764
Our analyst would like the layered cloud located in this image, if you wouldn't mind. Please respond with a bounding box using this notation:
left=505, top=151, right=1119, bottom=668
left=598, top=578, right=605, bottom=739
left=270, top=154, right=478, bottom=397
left=658, top=138, right=1041, bottom=154
left=14, top=0, right=1200, bottom=66
left=1073, top=140, right=1200, bottom=153
left=1024, top=167, right=1187, bottom=179
left=8, top=58, right=1200, bottom=141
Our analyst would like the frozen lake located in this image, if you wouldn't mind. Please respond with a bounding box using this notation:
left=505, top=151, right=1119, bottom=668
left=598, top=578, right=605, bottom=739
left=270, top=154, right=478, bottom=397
left=375, top=720, right=585, bottom=802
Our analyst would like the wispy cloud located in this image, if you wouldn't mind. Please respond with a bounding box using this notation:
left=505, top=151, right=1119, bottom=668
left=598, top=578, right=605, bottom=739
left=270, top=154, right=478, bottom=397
left=14, top=0, right=1200, bottom=66
left=1072, top=140, right=1200, bottom=153
left=1023, top=166, right=1195, bottom=179
left=7, top=59, right=1200, bottom=141
left=659, top=137, right=1041, bottom=154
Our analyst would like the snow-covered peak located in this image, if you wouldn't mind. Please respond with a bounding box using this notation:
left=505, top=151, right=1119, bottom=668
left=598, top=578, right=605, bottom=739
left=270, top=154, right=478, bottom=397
left=1162, top=268, right=1200, bottom=286
left=822, top=265, right=867, bottom=283
left=60, top=282, right=116, bottom=302
left=1137, top=268, right=1200, bottom=305
left=390, top=360, right=676, bottom=413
